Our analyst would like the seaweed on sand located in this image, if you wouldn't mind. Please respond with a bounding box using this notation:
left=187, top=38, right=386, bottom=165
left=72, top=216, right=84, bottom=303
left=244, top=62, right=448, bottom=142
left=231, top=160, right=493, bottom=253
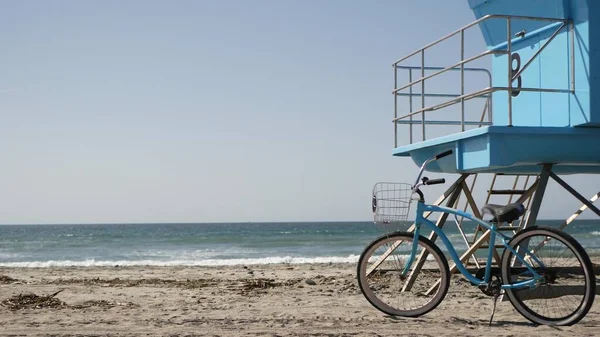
left=2, top=289, right=66, bottom=310
left=0, top=275, right=18, bottom=284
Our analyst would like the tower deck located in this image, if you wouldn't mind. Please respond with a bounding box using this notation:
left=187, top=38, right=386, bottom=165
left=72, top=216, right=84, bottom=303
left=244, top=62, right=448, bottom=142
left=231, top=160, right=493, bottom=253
left=394, top=126, right=600, bottom=174
left=393, top=1, right=600, bottom=175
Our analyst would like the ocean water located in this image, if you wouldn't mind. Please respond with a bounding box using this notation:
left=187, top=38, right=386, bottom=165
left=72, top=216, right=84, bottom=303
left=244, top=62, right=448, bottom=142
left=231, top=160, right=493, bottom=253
left=0, top=220, right=599, bottom=267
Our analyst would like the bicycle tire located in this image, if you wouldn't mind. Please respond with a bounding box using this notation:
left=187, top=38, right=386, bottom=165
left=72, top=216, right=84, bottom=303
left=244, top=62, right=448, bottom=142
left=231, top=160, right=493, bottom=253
left=501, top=226, right=596, bottom=326
left=357, top=231, right=450, bottom=317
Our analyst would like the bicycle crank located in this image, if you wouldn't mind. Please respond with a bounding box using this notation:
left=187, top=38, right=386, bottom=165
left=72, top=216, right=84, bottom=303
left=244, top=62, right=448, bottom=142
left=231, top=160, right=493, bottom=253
left=475, top=268, right=503, bottom=297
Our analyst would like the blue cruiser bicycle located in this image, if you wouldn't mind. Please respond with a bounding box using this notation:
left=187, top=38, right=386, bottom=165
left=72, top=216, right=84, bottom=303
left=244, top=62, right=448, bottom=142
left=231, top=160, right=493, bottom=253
left=358, top=150, right=596, bottom=326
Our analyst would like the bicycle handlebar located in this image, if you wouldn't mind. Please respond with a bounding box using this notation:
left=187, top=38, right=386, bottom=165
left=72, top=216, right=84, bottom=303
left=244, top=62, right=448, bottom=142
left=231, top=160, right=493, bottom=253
left=424, top=178, right=445, bottom=185
left=412, top=150, right=453, bottom=189
left=412, top=150, right=454, bottom=199
left=435, top=150, right=453, bottom=160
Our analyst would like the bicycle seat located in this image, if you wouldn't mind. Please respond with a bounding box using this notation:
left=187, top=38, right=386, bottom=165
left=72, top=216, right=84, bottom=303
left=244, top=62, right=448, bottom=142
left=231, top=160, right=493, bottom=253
left=481, top=203, right=525, bottom=223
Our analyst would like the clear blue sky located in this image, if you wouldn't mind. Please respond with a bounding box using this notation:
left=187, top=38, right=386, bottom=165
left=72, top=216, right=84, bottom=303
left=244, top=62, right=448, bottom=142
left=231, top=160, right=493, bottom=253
left=1, top=0, right=597, bottom=224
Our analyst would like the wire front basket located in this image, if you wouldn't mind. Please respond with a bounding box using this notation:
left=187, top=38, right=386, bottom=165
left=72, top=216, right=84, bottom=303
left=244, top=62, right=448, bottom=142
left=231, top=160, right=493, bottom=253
left=372, top=182, right=413, bottom=229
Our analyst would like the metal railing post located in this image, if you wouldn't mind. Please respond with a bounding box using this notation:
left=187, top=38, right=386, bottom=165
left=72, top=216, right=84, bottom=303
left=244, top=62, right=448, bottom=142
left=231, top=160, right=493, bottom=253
left=507, top=18, right=513, bottom=126
left=489, top=64, right=493, bottom=123
left=421, top=49, right=426, bottom=141
left=394, top=63, right=398, bottom=147
left=571, top=21, right=575, bottom=91
left=460, top=29, right=465, bottom=131
left=409, top=69, right=413, bottom=143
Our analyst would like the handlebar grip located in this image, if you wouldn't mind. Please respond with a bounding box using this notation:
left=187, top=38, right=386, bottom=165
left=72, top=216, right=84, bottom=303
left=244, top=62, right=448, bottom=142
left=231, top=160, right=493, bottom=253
left=435, top=150, right=453, bottom=160
left=425, top=178, right=446, bottom=185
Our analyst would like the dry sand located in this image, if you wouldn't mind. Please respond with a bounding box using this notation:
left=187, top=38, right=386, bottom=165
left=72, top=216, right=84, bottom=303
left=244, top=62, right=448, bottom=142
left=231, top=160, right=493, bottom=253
left=0, top=264, right=599, bottom=336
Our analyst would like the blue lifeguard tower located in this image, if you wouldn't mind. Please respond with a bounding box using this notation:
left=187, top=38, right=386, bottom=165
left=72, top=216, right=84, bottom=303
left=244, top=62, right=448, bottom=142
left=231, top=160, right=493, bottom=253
left=390, top=0, right=600, bottom=271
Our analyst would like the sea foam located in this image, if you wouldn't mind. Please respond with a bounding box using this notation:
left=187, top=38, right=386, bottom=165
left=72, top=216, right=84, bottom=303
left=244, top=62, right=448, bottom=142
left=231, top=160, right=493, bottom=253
left=0, top=255, right=361, bottom=268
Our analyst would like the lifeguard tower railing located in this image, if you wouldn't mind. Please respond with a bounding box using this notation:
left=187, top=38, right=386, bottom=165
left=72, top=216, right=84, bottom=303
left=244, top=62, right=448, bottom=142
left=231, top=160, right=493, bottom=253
left=393, top=14, right=574, bottom=147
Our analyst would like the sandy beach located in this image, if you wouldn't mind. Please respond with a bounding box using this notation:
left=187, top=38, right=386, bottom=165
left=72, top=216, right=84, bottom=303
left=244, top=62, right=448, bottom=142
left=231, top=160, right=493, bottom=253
left=0, top=264, right=598, bottom=336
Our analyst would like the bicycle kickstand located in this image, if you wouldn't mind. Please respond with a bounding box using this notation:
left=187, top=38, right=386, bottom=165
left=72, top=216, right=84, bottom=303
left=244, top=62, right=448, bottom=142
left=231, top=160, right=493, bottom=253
left=489, top=292, right=500, bottom=326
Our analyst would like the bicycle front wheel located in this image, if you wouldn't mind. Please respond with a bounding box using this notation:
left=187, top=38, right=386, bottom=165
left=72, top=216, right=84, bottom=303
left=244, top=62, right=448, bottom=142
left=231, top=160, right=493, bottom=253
left=501, top=226, right=596, bottom=326
left=357, top=231, right=450, bottom=317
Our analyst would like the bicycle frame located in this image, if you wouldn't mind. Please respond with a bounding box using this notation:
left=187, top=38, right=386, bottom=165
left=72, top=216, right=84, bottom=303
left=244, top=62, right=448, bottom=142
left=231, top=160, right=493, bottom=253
left=408, top=201, right=544, bottom=289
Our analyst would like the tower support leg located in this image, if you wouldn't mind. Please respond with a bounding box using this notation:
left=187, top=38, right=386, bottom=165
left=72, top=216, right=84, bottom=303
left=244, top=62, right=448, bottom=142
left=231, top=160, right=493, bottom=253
left=522, top=164, right=552, bottom=229
left=549, top=172, right=600, bottom=217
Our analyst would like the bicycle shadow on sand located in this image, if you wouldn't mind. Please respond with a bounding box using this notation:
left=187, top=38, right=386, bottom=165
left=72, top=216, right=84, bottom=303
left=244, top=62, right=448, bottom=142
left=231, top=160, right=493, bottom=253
left=383, top=315, right=541, bottom=328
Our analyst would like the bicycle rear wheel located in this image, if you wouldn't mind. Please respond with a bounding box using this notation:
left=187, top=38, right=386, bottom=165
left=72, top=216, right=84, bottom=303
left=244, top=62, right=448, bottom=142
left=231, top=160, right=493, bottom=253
left=501, top=226, right=595, bottom=326
left=357, top=231, right=450, bottom=317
